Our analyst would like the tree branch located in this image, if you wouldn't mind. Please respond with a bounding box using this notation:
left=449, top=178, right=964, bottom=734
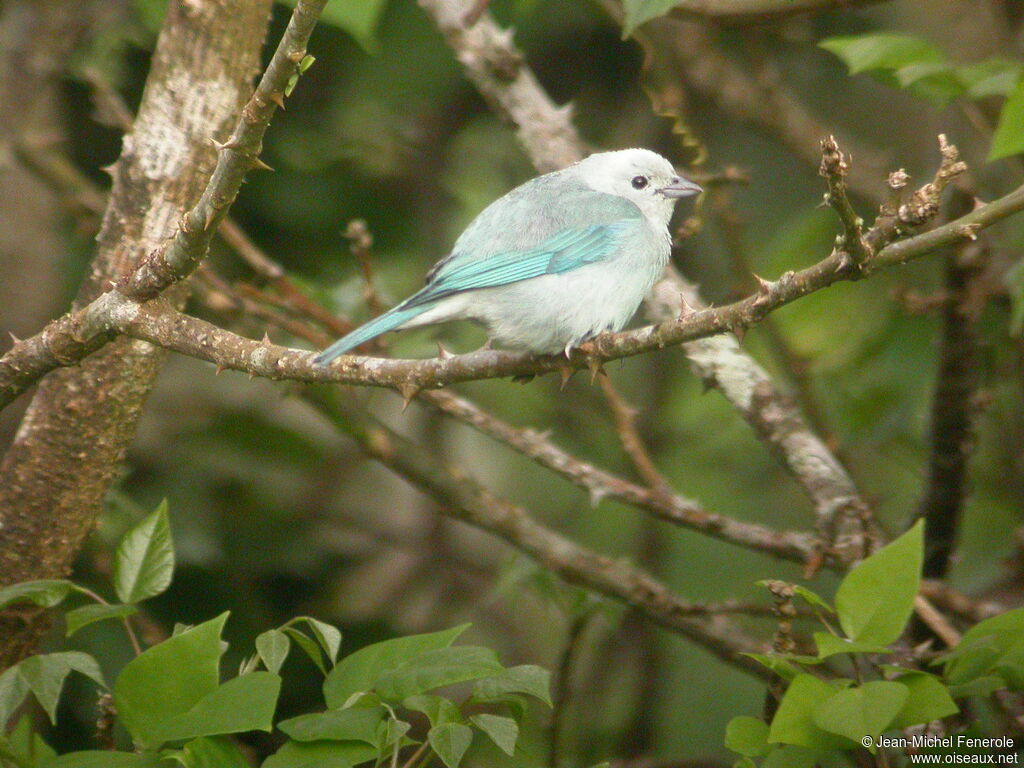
left=309, top=388, right=775, bottom=679
left=38, top=169, right=1011, bottom=395
left=0, top=0, right=328, bottom=408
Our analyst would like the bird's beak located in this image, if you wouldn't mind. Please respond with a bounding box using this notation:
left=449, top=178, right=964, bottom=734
left=659, top=176, right=703, bottom=199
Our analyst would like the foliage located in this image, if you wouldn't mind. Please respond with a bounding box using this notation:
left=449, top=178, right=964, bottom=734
left=0, top=502, right=552, bottom=768
left=819, top=33, right=1024, bottom=160
left=725, top=521, right=1024, bottom=767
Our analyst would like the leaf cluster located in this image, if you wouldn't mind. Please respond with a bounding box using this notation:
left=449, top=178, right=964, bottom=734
left=0, top=502, right=552, bottom=768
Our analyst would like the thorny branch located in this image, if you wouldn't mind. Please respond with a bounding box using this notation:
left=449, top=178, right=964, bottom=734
left=309, top=388, right=776, bottom=679
left=0, top=0, right=329, bottom=407
left=1, top=145, right=1017, bottom=414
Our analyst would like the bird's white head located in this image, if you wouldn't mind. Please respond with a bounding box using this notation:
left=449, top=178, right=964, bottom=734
left=571, top=148, right=702, bottom=228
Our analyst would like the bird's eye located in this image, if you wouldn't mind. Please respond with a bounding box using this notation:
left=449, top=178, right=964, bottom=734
left=631, top=175, right=648, bottom=190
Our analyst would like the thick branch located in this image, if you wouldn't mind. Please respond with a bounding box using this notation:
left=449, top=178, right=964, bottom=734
left=418, top=0, right=585, bottom=173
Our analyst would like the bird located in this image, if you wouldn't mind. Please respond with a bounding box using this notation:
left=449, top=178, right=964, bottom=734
left=314, top=148, right=701, bottom=365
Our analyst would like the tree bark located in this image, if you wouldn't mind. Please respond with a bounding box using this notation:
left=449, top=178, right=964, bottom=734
left=0, top=0, right=274, bottom=667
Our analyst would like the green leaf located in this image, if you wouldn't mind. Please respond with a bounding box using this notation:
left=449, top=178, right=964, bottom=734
left=179, top=736, right=251, bottom=768
left=262, top=739, right=376, bottom=768
left=286, top=627, right=327, bottom=675
left=278, top=705, right=386, bottom=743
left=948, top=676, right=1005, bottom=699
left=0, top=665, right=30, bottom=725
left=277, top=0, right=387, bottom=52
left=66, top=603, right=139, bottom=637
left=150, top=672, right=281, bottom=743
left=375, top=646, right=504, bottom=702
left=114, top=500, right=174, bottom=604
left=725, top=716, right=771, bottom=758
left=19, top=652, right=106, bottom=724
left=761, top=745, right=818, bottom=768
left=990, top=76, right=1024, bottom=161
left=470, top=714, right=518, bottom=755
left=114, top=613, right=227, bottom=748
left=0, top=580, right=76, bottom=610
left=957, top=59, right=1023, bottom=98
left=814, top=633, right=892, bottom=660
left=819, top=34, right=944, bottom=76
left=42, top=752, right=169, bottom=767
left=428, top=723, right=473, bottom=768
left=835, top=520, right=923, bottom=645
left=620, top=0, right=679, bottom=35
left=943, top=607, right=1024, bottom=687
left=472, top=665, right=551, bottom=707
left=889, top=673, right=958, bottom=728
left=300, top=618, right=342, bottom=666
left=256, top=629, right=292, bottom=674
left=895, top=62, right=964, bottom=105
left=813, top=681, right=909, bottom=743
left=742, top=654, right=802, bottom=682
left=792, top=586, right=833, bottom=614
left=768, top=674, right=851, bottom=751
left=8, top=712, right=57, bottom=762
left=404, top=694, right=463, bottom=728
left=324, top=625, right=470, bottom=708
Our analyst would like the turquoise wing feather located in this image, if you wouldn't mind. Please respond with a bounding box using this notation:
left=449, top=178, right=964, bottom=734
left=405, top=220, right=637, bottom=308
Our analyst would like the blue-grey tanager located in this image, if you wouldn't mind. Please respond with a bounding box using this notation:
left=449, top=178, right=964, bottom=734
left=314, top=148, right=701, bottom=365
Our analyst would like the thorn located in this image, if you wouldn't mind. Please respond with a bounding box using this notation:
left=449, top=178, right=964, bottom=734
left=250, top=156, right=274, bottom=172
left=210, top=137, right=227, bottom=151
left=436, top=342, right=454, bottom=360
left=752, top=273, right=772, bottom=295
left=9, top=331, right=20, bottom=344
left=677, top=293, right=697, bottom=320
left=397, top=383, right=420, bottom=411
left=268, top=92, right=286, bottom=110
left=248, top=371, right=256, bottom=381
left=586, top=356, right=605, bottom=384
left=732, top=324, right=747, bottom=343
left=261, top=331, right=272, bottom=345
left=100, top=161, right=118, bottom=177
left=204, top=207, right=216, bottom=230
left=559, top=363, right=575, bottom=390
left=215, top=364, right=226, bottom=376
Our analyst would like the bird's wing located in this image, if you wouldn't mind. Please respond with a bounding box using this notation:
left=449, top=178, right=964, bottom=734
left=403, top=220, right=638, bottom=308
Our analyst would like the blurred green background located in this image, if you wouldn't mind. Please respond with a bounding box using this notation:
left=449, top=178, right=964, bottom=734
left=1, top=0, right=1022, bottom=763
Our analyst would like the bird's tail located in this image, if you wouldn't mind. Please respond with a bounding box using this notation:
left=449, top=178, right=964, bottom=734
left=314, top=304, right=428, bottom=365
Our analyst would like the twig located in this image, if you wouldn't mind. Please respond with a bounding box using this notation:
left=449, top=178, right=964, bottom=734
left=598, top=376, right=672, bottom=495
left=821, top=136, right=872, bottom=269
left=415, top=389, right=817, bottom=563
left=120, top=0, right=326, bottom=299
left=913, top=594, right=962, bottom=649
left=631, top=14, right=890, bottom=202
left=551, top=609, right=599, bottom=768
left=346, top=219, right=386, bottom=319
left=217, top=218, right=355, bottom=338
